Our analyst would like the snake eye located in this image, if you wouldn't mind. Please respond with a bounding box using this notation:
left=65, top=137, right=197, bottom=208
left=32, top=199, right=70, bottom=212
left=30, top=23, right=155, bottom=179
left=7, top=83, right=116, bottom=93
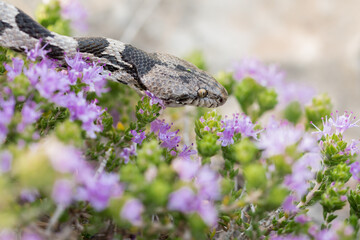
left=197, top=88, right=208, bottom=98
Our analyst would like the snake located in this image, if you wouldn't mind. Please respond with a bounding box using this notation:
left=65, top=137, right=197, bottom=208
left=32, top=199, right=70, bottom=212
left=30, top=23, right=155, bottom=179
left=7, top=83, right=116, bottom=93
left=0, top=1, right=228, bottom=108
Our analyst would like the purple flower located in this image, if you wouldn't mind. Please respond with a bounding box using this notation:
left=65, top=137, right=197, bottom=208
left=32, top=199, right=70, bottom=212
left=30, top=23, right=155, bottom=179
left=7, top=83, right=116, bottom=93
left=233, top=58, right=314, bottom=107
left=168, top=187, right=197, bottom=213
left=282, top=196, right=298, bottom=214
left=0, top=150, right=12, bottom=173
left=60, top=0, right=88, bottom=32
left=284, top=153, right=321, bottom=199
left=233, top=58, right=285, bottom=87
left=198, top=201, right=218, bottom=227
left=178, top=144, right=197, bottom=160
left=47, top=144, right=86, bottom=173
left=52, top=179, right=74, bottom=206
left=65, top=52, right=88, bottom=72
left=314, top=229, right=338, bottom=240
left=311, top=117, right=332, bottom=138
left=151, top=119, right=181, bottom=150
left=4, top=57, right=24, bottom=81
left=20, top=189, right=39, bottom=203
left=82, top=64, right=107, bottom=96
left=120, top=199, right=144, bottom=226
left=54, top=92, right=104, bottom=138
left=294, top=214, right=311, bottom=224
left=17, top=101, right=42, bottom=132
left=195, top=166, right=221, bottom=201
left=258, top=118, right=303, bottom=157
left=119, top=145, right=136, bottom=164
left=345, top=139, right=360, bottom=155
left=329, top=111, right=360, bottom=135
left=350, top=161, right=360, bottom=181
left=172, top=157, right=200, bottom=181
left=270, top=234, right=310, bottom=240
left=0, top=229, right=16, bottom=240
left=77, top=172, right=123, bottom=211
left=218, top=113, right=261, bottom=147
left=0, top=95, right=15, bottom=143
left=131, top=130, right=146, bottom=144
left=218, top=127, right=234, bottom=147
left=25, top=41, right=49, bottom=61
left=21, top=230, right=43, bottom=240
left=144, top=91, right=165, bottom=108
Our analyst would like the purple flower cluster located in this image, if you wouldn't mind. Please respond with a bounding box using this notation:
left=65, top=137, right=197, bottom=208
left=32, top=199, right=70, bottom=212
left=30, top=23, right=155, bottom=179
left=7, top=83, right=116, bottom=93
left=59, top=0, right=88, bottom=32
left=0, top=93, right=15, bottom=143
left=284, top=153, right=322, bottom=203
left=233, top=58, right=314, bottom=106
left=4, top=58, right=24, bottom=81
left=151, top=119, right=181, bottom=150
left=119, top=145, right=136, bottom=164
left=218, top=113, right=261, bottom=147
left=46, top=141, right=123, bottom=210
left=4, top=42, right=107, bottom=138
left=0, top=150, right=12, bottom=173
left=17, top=101, right=42, bottom=132
left=131, top=130, right=146, bottom=144
left=257, top=118, right=304, bottom=157
left=169, top=146, right=221, bottom=227
left=312, top=111, right=360, bottom=138
left=144, top=91, right=165, bottom=108
left=350, top=161, right=360, bottom=181
left=120, top=198, right=145, bottom=226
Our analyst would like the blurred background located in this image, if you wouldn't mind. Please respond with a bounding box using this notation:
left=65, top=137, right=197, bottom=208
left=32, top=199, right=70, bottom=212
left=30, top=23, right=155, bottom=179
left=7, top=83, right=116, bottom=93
left=8, top=0, right=360, bottom=117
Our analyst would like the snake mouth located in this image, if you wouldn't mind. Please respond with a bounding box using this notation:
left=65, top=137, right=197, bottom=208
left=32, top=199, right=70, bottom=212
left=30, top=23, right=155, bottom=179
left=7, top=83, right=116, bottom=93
left=163, top=95, right=227, bottom=108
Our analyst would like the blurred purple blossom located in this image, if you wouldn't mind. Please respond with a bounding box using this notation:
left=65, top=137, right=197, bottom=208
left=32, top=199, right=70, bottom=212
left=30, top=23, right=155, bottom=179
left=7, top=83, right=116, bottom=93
left=0, top=229, right=16, bottom=240
left=282, top=196, right=298, bottom=214
left=172, top=145, right=200, bottom=181
left=131, top=130, right=146, bottom=144
left=20, top=189, right=39, bottom=203
left=76, top=172, right=123, bottom=211
left=121, top=198, right=144, bottom=226
left=195, top=166, right=221, bottom=201
left=0, top=150, right=12, bottom=173
left=233, top=58, right=314, bottom=107
left=198, top=201, right=218, bottom=227
left=218, top=113, right=261, bottom=147
left=284, top=153, right=321, bottom=200
left=345, top=139, right=360, bottom=156
left=350, top=161, right=360, bottom=181
left=168, top=187, right=197, bottom=213
left=119, top=145, right=136, bottom=164
left=4, top=57, right=24, bottom=81
left=172, top=157, right=200, bottom=181
left=25, top=41, right=49, bottom=62
left=270, top=234, right=310, bottom=240
left=17, top=101, right=42, bottom=132
left=60, top=0, right=88, bottom=32
left=294, top=214, right=311, bottom=224
left=21, top=230, right=43, bottom=240
left=52, top=179, right=74, bottom=206
left=258, top=118, right=303, bottom=157
left=0, top=94, right=15, bottom=143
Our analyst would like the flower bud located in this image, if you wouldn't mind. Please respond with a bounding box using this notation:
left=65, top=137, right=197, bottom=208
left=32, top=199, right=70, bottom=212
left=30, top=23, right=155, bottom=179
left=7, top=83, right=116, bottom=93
left=305, top=93, right=333, bottom=128
left=284, top=101, right=302, bottom=124
left=243, top=164, right=267, bottom=191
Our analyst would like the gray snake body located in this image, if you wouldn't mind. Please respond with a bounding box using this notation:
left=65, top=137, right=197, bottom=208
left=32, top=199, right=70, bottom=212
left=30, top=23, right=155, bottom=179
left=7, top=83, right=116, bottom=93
left=0, top=1, right=228, bottom=107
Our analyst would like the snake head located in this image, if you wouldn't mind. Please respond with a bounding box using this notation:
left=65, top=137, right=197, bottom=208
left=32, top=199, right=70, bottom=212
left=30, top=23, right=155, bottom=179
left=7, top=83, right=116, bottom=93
left=121, top=45, right=228, bottom=108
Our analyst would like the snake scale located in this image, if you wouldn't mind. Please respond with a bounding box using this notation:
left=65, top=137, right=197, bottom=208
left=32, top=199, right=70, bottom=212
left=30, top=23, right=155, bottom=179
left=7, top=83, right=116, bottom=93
left=0, top=1, right=228, bottom=108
